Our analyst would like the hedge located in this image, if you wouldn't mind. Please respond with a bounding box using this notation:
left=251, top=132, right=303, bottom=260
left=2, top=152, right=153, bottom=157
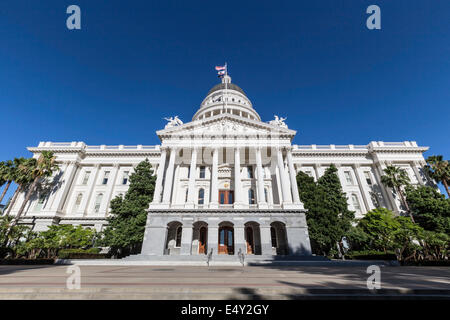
left=0, top=259, right=55, bottom=265
left=345, top=250, right=397, bottom=261
left=57, top=248, right=108, bottom=259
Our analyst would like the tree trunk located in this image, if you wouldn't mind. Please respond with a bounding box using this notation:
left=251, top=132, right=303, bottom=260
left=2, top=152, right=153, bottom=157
left=4, top=185, right=21, bottom=216
left=0, top=180, right=11, bottom=204
left=443, top=179, right=450, bottom=198
left=10, top=177, right=39, bottom=229
left=397, top=187, right=414, bottom=223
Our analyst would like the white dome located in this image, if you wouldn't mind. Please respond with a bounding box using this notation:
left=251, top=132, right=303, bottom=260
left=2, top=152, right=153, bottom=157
left=192, top=75, right=261, bottom=121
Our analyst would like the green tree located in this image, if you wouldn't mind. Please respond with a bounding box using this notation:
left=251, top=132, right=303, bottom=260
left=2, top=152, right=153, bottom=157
left=12, top=152, right=59, bottom=228
left=296, top=165, right=354, bottom=256
left=405, top=185, right=450, bottom=233
left=381, top=165, right=414, bottom=222
left=0, top=160, right=14, bottom=205
left=101, top=159, right=156, bottom=257
left=425, top=155, right=450, bottom=197
left=3, top=158, right=34, bottom=217
left=358, top=208, right=400, bottom=253
left=392, top=216, right=424, bottom=261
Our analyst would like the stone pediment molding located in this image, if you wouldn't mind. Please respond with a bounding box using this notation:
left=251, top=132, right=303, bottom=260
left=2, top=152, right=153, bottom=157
left=156, top=114, right=296, bottom=140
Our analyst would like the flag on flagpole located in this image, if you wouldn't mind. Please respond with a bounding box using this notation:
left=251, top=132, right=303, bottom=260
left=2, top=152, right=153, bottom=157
left=215, top=64, right=227, bottom=77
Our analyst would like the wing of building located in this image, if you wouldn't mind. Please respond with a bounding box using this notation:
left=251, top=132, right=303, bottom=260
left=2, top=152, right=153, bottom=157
left=8, top=74, right=431, bottom=257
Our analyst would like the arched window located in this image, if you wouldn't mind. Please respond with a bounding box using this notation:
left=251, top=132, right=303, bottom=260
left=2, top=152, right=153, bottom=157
left=94, top=193, right=103, bottom=213
left=198, top=188, right=205, bottom=205
left=175, top=226, right=182, bottom=247
left=73, top=193, right=83, bottom=213
left=271, top=227, right=277, bottom=248
left=248, top=189, right=255, bottom=205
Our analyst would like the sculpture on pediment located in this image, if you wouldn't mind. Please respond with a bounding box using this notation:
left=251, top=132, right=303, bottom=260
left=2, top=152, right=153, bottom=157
left=164, top=116, right=183, bottom=128
left=269, top=115, right=288, bottom=128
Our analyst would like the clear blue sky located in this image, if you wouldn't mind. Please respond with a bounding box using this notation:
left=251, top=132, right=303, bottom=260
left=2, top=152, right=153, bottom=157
left=0, top=1, right=449, bottom=197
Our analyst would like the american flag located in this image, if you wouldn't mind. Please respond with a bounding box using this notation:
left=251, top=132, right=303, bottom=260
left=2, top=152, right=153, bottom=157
left=215, top=64, right=227, bottom=77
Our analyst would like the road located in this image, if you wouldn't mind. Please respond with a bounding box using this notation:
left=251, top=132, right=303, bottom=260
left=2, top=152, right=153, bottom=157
left=0, top=265, right=449, bottom=299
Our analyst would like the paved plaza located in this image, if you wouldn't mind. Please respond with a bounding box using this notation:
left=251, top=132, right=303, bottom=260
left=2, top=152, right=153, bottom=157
left=0, top=265, right=449, bottom=299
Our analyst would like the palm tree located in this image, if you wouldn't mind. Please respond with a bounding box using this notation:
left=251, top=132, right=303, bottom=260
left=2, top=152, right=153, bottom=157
left=3, top=158, right=33, bottom=216
left=0, top=159, right=20, bottom=205
left=425, top=155, right=450, bottom=197
left=10, top=152, right=58, bottom=228
left=381, top=165, right=414, bottom=223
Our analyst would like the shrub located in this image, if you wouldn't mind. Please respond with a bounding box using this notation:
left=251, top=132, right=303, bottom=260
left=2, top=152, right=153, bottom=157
left=346, top=250, right=397, bottom=260
left=58, top=248, right=107, bottom=259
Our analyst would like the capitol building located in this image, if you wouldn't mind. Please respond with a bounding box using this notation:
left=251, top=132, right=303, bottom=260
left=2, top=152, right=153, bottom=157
left=9, top=74, right=430, bottom=257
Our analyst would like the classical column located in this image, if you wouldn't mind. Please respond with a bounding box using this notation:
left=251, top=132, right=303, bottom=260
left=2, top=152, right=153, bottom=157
left=49, top=161, right=79, bottom=213
left=152, top=147, right=167, bottom=204
left=375, top=161, right=398, bottom=212
left=82, top=164, right=100, bottom=215
left=100, top=164, right=120, bottom=214
left=209, top=147, right=219, bottom=208
left=207, top=224, right=219, bottom=255
left=352, top=164, right=371, bottom=213
left=286, top=147, right=301, bottom=205
left=277, top=147, right=292, bottom=206
left=411, top=161, right=425, bottom=185
left=180, top=223, right=193, bottom=255
left=185, top=148, right=198, bottom=208
left=162, top=147, right=177, bottom=205
left=260, top=226, right=273, bottom=255
left=234, top=147, right=244, bottom=208
left=255, top=147, right=268, bottom=208
left=234, top=225, right=246, bottom=255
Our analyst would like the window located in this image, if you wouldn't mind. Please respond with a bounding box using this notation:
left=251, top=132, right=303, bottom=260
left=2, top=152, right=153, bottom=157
left=187, top=166, right=190, bottom=179
left=247, top=166, right=254, bottom=179
left=199, top=166, right=206, bottom=179
left=102, top=171, right=110, bottom=185
left=271, top=227, right=277, bottom=248
left=248, top=189, right=255, bottom=204
left=264, top=188, right=268, bottom=203
left=82, top=171, right=90, bottom=185
left=344, top=171, right=353, bottom=185
left=185, top=189, right=188, bottom=202
left=34, top=194, right=46, bottom=211
left=364, top=172, right=372, bottom=185
left=198, top=188, right=205, bottom=205
left=73, top=193, right=83, bottom=213
left=94, top=193, right=103, bottom=213
left=175, top=227, right=182, bottom=247
left=351, top=194, right=361, bottom=213
left=121, top=171, right=129, bottom=185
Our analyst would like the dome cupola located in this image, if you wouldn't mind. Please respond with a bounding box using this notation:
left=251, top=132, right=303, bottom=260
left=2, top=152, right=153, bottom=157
left=192, top=74, right=261, bottom=121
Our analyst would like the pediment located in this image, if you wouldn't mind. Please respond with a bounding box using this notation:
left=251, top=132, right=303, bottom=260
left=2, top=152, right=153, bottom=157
left=157, top=114, right=295, bottom=138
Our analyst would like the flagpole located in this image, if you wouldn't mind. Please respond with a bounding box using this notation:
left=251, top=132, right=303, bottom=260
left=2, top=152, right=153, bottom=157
left=224, top=62, right=228, bottom=112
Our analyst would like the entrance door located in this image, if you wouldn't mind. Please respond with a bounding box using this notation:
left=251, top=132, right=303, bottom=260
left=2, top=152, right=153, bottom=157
left=198, top=227, right=207, bottom=254
left=219, top=190, right=234, bottom=204
left=218, top=227, right=234, bottom=254
left=246, top=227, right=254, bottom=254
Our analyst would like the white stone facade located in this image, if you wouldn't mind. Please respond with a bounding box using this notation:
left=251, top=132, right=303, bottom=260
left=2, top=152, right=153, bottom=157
left=7, top=75, right=431, bottom=256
